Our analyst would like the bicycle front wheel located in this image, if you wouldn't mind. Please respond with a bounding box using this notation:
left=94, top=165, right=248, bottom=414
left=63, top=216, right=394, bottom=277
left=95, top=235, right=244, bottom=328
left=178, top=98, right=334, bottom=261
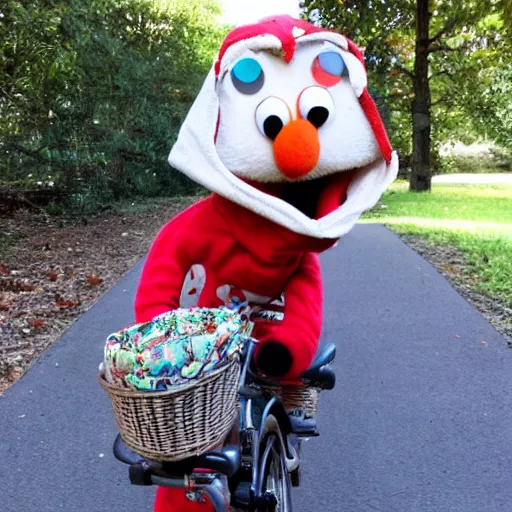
left=257, top=420, right=292, bottom=512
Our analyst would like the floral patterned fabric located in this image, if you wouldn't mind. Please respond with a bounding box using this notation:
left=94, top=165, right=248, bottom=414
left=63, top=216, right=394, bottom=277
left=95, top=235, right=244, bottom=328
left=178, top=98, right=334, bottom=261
left=100, top=307, right=253, bottom=391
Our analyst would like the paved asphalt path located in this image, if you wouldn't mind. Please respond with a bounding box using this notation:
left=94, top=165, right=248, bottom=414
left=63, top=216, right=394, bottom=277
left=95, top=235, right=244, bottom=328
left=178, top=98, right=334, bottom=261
left=1, top=225, right=511, bottom=512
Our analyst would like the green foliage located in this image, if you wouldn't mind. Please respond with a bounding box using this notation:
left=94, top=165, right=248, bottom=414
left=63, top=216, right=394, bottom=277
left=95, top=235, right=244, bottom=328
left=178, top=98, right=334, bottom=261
left=363, top=181, right=512, bottom=306
left=0, top=0, right=226, bottom=206
left=301, top=0, right=512, bottom=166
left=438, top=149, right=512, bottom=175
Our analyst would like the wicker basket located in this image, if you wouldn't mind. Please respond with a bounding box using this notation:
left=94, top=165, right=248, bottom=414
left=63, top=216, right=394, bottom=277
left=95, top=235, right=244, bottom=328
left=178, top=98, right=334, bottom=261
left=99, top=358, right=240, bottom=462
left=264, top=385, right=319, bottom=417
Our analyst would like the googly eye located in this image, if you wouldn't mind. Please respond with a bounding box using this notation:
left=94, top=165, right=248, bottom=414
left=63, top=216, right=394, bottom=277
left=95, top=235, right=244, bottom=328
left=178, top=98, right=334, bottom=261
left=255, top=97, right=291, bottom=140
left=298, top=86, right=334, bottom=129
left=312, top=51, right=346, bottom=87
left=231, top=58, right=265, bottom=95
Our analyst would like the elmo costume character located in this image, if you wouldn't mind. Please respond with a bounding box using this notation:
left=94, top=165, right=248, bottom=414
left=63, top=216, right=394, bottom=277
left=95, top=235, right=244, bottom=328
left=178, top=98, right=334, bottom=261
left=134, top=14, right=398, bottom=512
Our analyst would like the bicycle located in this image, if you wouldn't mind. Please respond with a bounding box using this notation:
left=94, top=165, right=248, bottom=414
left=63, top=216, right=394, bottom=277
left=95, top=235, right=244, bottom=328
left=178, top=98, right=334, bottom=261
left=112, top=338, right=336, bottom=511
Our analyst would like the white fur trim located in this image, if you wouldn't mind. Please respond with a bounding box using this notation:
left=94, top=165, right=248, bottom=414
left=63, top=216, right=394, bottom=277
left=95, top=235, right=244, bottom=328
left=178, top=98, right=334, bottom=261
left=297, top=31, right=348, bottom=51
left=168, top=66, right=398, bottom=239
left=337, top=50, right=367, bottom=97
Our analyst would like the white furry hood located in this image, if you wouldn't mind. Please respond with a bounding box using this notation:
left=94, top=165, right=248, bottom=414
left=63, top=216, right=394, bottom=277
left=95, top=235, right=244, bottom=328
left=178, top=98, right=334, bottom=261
left=168, top=16, right=398, bottom=240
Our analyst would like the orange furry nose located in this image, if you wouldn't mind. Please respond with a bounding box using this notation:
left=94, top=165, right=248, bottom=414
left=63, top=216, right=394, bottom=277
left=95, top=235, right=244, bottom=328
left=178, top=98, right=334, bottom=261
left=273, top=120, right=320, bottom=180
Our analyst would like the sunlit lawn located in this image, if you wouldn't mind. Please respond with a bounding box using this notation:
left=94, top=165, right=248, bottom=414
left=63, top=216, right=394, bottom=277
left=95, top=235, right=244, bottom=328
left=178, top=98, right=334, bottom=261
left=362, top=181, right=512, bottom=307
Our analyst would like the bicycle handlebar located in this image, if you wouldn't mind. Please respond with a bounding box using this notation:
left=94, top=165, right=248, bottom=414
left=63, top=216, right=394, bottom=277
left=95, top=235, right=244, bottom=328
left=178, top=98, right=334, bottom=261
left=240, top=338, right=337, bottom=391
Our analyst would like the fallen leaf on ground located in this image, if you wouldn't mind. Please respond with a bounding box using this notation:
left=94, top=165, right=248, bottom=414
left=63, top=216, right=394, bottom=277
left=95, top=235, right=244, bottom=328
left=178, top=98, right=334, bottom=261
left=28, top=319, right=46, bottom=329
left=0, top=196, right=197, bottom=394
left=8, top=367, right=24, bottom=382
left=0, top=279, right=36, bottom=292
left=55, top=300, right=78, bottom=308
left=88, top=273, right=103, bottom=287
left=439, top=264, right=458, bottom=274
left=64, top=268, right=75, bottom=280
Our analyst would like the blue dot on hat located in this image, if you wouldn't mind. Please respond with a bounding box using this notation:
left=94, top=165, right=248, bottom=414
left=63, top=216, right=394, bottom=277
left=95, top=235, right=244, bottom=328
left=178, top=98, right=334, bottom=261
left=232, top=58, right=262, bottom=83
left=231, top=58, right=265, bottom=94
left=318, top=52, right=345, bottom=77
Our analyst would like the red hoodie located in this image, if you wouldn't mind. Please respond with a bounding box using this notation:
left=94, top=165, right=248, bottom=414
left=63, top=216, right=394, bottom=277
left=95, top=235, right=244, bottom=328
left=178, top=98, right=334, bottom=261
left=135, top=194, right=335, bottom=380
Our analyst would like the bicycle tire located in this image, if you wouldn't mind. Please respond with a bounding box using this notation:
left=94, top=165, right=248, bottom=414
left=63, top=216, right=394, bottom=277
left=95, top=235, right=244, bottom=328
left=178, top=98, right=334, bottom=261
left=257, top=415, right=293, bottom=512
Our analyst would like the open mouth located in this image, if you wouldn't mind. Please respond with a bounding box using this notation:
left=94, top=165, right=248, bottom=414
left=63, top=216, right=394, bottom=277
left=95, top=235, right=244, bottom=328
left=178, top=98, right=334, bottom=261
left=246, top=169, right=357, bottom=220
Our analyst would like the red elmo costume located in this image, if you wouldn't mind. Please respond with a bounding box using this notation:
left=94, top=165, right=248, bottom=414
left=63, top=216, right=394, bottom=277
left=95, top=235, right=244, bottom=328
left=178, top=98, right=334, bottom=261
left=134, top=14, right=398, bottom=512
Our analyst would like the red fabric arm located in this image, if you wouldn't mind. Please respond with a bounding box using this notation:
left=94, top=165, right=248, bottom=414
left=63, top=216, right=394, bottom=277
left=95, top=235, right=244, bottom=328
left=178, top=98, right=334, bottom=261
left=134, top=220, right=192, bottom=324
left=254, top=252, right=323, bottom=380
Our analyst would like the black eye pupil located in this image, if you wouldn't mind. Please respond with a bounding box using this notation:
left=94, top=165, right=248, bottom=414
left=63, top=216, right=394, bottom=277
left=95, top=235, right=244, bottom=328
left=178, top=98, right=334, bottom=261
left=263, top=115, right=284, bottom=140
left=307, top=106, right=329, bottom=128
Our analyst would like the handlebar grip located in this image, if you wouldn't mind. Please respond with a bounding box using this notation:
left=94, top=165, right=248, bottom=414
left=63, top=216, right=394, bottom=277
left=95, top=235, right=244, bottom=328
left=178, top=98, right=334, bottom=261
left=129, top=462, right=153, bottom=486
left=151, top=475, right=186, bottom=488
left=128, top=463, right=186, bottom=488
left=316, top=366, right=336, bottom=390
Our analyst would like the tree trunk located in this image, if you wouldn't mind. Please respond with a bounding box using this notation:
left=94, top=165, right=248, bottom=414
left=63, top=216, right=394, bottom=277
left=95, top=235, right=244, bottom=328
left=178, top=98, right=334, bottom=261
left=410, top=0, right=432, bottom=192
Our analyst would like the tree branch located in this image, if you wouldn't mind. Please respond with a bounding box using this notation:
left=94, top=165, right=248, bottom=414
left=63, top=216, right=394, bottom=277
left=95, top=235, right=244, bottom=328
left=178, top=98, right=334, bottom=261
left=428, top=43, right=471, bottom=54
left=428, top=18, right=460, bottom=44
left=429, top=8, right=488, bottom=49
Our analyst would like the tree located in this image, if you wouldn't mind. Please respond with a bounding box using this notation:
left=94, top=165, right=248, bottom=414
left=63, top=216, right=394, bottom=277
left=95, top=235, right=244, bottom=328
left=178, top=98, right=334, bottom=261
left=0, top=0, right=227, bottom=205
left=301, top=0, right=512, bottom=191
left=412, top=0, right=430, bottom=191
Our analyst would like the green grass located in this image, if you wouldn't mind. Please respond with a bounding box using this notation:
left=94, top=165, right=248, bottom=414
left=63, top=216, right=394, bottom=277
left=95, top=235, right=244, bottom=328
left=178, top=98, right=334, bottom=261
left=363, top=181, right=512, bottom=307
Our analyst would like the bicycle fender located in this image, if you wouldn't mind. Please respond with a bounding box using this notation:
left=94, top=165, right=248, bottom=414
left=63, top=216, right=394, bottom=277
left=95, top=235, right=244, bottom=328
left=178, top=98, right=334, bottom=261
left=260, top=398, right=292, bottom=436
